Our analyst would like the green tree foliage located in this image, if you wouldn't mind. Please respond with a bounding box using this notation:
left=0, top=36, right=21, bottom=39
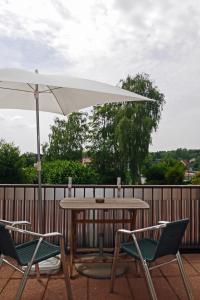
left=0, top=140, right=24, bottom=183
left=151, top=148, right=200, bottom=171
left=21, top=152, right=37, bottom=167
left=89, top=73, right=165, bottom=184
left=42, top=160, right=99, bottom=184
left=143, top=157, right=186, bottom=185
left=117, top=74, right=165, bottom=183
left=88, top=104, right=121, bottom=183
left=42, top=112, right=88, bottom=161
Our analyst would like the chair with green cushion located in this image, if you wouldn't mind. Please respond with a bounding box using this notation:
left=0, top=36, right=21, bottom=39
left=0, top=221, right=73, bottom=300
left=110, top=219, right=193, bottom=300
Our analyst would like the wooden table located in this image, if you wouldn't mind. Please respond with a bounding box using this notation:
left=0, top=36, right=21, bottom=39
left=60, top=197, right=149, bottom=277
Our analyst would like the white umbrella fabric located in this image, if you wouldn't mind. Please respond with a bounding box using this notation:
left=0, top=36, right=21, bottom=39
left=0, top=68, right=153, bottom=231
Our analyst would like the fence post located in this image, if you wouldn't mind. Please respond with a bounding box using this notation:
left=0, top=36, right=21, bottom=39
left=68, top=177, right=72, bottom=198
left=117, top=177, right=121, bottom=198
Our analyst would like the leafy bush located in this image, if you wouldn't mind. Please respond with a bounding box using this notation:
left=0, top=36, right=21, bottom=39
left=143, top=162, right=167, bottom=184
left=191, top=172, right=200, bottom=184
left=21, top=152, right=37, bottom=167
left=23, top=167, right=37, bottom=183
left=165, top=162, right=185, bottom=184
left=143, top=160, right=186, bottom=185
left=0, top=140, right=24, bottom=183
left=42, top=160, right=99, bottom=184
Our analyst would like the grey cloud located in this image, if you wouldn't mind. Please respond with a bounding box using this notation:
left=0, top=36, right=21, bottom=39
left=110, top=0, right=200, bottom=69
left=0, top=8, right=66, bottom=50
left=51, top=0, right=72, bottom=20
left=91, top=1, right=108, bottom=16
left=0, top=36, right=74, bottom=72
left=113, top=0, right=151, bottom=13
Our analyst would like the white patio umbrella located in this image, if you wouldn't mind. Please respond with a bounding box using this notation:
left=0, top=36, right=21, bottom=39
left=0, top=68, right=153, bottom=232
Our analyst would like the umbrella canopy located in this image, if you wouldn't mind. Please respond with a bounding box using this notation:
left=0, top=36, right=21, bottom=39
left=0, top=68, right=151, bottom=114
left=0, top=68, right=153, bottom=231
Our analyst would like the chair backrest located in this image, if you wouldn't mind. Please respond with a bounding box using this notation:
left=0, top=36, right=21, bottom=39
left=154, top=219, right=189, bottom=259
left=0, top=223, right=20, bottom=264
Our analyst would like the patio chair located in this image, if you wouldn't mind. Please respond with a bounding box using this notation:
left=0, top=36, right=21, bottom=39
left=0, top=221, right=73, bottom=300
left=110, top=219, right=193, bottom=300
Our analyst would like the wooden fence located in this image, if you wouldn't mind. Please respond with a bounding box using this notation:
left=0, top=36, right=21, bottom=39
left=0, top=184, right=200, bottom=250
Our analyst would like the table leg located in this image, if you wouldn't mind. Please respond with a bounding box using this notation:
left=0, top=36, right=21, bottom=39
left=128, top=209, right=137, bottom=244
left=130, top=209, right=137, bottom=230
left=70, top=210, right=77, bottom=278
left=129, top=209, right=138, bottom=272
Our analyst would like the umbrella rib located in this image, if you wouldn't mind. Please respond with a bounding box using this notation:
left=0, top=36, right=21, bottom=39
left=0, top=86, right=33, bottom=93
left=26, top=83, right=52, bottom=94
left=46, top=85, right=65, bottom=115
left=0, top=85, right=62, bottom=94
left=27, top=83, right=35, bottom=91
left=40, top=87, right=62, bottom=93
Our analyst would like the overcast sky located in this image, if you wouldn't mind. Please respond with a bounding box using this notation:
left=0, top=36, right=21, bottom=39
left=0, top=0, right=200, bottom=153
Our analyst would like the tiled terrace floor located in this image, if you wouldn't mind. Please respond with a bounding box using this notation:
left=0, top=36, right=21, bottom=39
left=0, top=254, right=200, bottom=300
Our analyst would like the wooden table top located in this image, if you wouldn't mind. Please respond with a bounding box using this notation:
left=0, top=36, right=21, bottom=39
left=60, top=197, right=149, bottom=210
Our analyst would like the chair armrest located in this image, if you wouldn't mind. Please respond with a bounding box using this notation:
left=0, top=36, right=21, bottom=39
left=115, top=224, right=166, bottom=243
left=5, top=225, right=63, bottom=239
left=5, top=225, right=44, bottom=237
left=132, top=224, right=166, bottom=234
left=116, top=224, right=166, bottom=237
left=43, top=232, right=63, bottom=238
left=158, top=221, right=170, bottom=224
left=0, top=219, right=31, bottom=227
left=113, top=229, right=133, bottom=248
left=117, top=229, right=132, bottom=235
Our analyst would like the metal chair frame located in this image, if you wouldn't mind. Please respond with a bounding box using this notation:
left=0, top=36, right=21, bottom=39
left=0, top=220, right=73, bottom=300
left=110, top=221, right=193, bottom=300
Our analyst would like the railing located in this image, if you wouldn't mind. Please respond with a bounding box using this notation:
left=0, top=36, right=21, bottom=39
left=0, top=184, right=200, bottom=250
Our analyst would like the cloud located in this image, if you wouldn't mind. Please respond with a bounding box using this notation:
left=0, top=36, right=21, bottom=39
left=51, top=0, right=73, bottom=20
left=0, top=36, right=73, bottom=72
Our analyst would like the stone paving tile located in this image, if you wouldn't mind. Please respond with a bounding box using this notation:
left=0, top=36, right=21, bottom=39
left=188, top=262, right=200, bottom=273
left=126, top=277, right=149, bottom=300
left=183, top=253, right=200, bottom=262
left=88, top=277, right=133, bottom=300
left=70, top=276, right=88, bottom=300
left=0, top=263, right=15, bottom=279
left=158, top=257, right=198, bottom=277
left=0, top=278, right=47, bottom=300
left=168, top=275, right=200, bottom=300
left=126, top=262, right=162, bottom=278
left=43, top=279, right=69, bottom=300
left=153, top=277, right=179, bottom=300
left=0, top=278, right=9, bottom=294
left=11, top=270, right=23, bottom=279
left=128, top=276, right=179, bottom=300
left=182, top=254, right=200, bottom=274
left=0, top=279, right=21, bottom=300
left=21, top=278, right=47, bottom=300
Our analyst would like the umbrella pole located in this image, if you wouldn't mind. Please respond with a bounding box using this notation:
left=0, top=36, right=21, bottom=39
left=34, top=83, right=43, bottom=233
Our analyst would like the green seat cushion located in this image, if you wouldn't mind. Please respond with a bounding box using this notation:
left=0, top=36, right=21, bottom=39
left=121, top=238, right=158, bottom=262
left=16, top=240, right=60, bottom=266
